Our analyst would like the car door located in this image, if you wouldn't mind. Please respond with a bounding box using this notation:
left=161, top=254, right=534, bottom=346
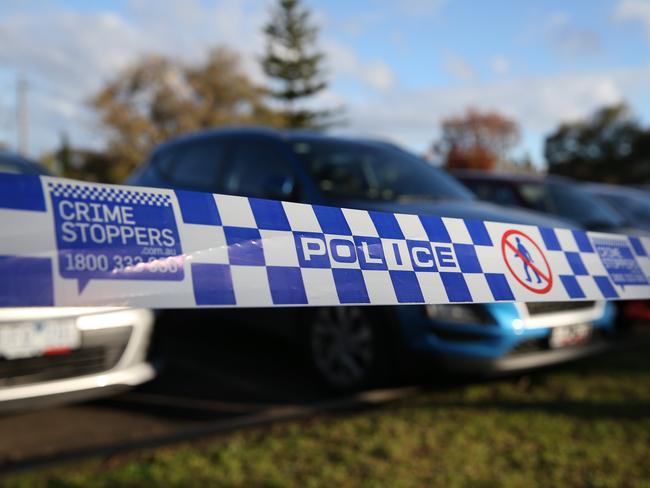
left=218, top=136, right=305, bottom=339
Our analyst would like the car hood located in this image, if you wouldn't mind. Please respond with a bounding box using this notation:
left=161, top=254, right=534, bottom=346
left=592, top=226, right=650, bottom=238
left=332, top=198, right=576, bottom=229
left=0, top=307, right=129, bottom=322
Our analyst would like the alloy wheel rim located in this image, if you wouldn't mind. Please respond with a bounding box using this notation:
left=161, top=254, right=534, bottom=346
left=310, top=308, right=374, bottom=388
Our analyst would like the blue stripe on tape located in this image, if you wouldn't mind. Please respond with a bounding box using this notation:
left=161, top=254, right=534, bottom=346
left=572, top=230, right=594, bottom=253
left=390, top=270, right=424, bottom=303
left=224, top=227, right=265, bottom=266
left=465, top=220, right=492, bottom=246
left=539, top=227, right=561, bottom=251
left=192, top=263, right=236, bottom=305
left=560, top=275, right=586, bottom=299
left=630, top=237, right=648, bottom=257
left=454, top=243, right=482, bottom=273
left=267, top=266, right=308, bottom=304
left=0, top=173, right=46, bottom=212
left=333, top=269, right=369, bottom=303
left=0, top=256, right=53, bottom=306
left=419, top=215, right=451, bottom=243
left=565, top=252, right=588, bottom=276
left=313, top=205, right=351, bottom=235
left=440, top=272, right=471, bottom=302
left=369, top=211, right=404, bottom=239
left=485, top=273, right=514, bottom=301
left=594, top=275, right=618, bottom=299
left=250, top=198, right=291, bottom=231
left=176, top=190, right=221, bottom=226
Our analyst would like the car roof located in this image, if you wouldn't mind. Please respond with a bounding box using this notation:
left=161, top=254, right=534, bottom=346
left=582, top=182, right=647, bottom=197
left=450, top=169, right=572, bottom=185
left=154, top=126, right=396, bottom=154
left=0, top=150, right=51, bottom=175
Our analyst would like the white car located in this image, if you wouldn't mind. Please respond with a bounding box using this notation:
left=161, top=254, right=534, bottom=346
left=0, top=307, right=155, bottom=411
left=0, top=154, right=156, bottom=411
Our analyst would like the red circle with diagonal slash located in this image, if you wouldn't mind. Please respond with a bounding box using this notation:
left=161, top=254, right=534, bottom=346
left=501, top=229, right=553, bottom=294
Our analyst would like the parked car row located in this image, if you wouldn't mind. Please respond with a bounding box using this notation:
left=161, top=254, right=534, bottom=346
left=130, top=128, right=620, bottom=390
left=453, top=169, right=650, bottom=324
left=0, top=130, right=646, bottom=403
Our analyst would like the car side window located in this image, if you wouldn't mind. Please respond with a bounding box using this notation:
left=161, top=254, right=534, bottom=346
left=154, top=148, right=181, bottom=177
left=518, top=183, right=550, bottom=212
left=467, top=181, right=519, bottom=207
left=490, top=185, right=520, bottom=207
left=222, top=139, right=296, bottom=200
left=163, top=139, right=226, bottom=192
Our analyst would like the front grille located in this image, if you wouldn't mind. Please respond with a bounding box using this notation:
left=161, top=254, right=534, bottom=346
left=508, top=328, right=608, bottom=356
left=509, top=338, right=547, bottom=355
left=0, top=327, right=131, bottom=387
left=526, top=301, right=596, bottom=316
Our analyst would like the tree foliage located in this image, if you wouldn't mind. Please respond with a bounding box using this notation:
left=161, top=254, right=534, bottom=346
left=545, top=103, right=650, bottom=184
left=92, top=47, right=280, bottom=183
left=435, top=108, right=520, bottom=171
left=262, top=0, right=335, bottom=129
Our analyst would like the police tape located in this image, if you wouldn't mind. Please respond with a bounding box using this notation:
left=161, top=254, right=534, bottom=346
left=0, top=173, right=649, bottom=308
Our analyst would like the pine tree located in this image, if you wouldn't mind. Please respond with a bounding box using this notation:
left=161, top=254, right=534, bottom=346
left=262, top=0, right=336, bottom=129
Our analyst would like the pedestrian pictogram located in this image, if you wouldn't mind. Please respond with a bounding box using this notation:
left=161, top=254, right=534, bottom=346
left=501, top=229, right=553, bottom=294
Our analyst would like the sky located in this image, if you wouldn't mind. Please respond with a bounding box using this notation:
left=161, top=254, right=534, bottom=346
left=1, top=0, right=650, bottom=166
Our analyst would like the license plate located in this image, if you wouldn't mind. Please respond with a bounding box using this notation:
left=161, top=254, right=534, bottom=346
left=0, top=320, right=81, bottom=360
left=549, top=323, right=592, bottom=349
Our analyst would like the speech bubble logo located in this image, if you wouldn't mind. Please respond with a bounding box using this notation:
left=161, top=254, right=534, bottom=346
left=48, top=182, right=184, bottom=294
left=593, top=237, right=648, bottom=290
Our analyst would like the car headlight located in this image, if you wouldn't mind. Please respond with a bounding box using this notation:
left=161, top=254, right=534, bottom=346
left=425, top=304, right=494, bottom=325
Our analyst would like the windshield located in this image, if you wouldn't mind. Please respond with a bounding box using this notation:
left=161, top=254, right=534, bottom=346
left=290, top=139, right=475, bottom=202
left=546, top=182, right=627, bottom=228
left=594, top=191, right=650, bottom=224
left=513, top=181, right=626, bottom=228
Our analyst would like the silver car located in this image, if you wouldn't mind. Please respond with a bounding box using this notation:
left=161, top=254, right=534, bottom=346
left=0, top=307, right=155, bottom=411
left=0, top=152, right=156, bottom=411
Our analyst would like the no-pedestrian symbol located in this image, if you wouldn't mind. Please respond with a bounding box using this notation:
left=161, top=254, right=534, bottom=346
left=501, top=229, right=553, bottom=294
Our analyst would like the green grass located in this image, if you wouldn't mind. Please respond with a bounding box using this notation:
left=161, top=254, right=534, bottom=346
left=4, top=345, right=650, bottom=488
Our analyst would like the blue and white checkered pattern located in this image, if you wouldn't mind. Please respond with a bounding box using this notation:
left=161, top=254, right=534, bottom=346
left=180, top=195, right=501, bottom=306
left=178, top=192, right=650, bottom=307
left=1, top=173, right=649, bottom=308
left=48, top=182, right=172, bottom=206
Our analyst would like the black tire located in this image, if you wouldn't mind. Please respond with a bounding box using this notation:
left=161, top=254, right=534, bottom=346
left=305, top=307, right=393, bottom=392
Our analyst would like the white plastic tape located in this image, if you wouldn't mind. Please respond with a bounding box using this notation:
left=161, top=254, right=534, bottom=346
left=0, top=173, right=649, bottom=308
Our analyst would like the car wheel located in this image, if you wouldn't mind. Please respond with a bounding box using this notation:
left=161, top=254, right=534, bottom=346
left=307, top=307, right=389, bottom=392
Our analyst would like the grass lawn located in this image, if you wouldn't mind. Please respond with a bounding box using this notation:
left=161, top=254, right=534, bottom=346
left=4, top=345, right=650, bottom=488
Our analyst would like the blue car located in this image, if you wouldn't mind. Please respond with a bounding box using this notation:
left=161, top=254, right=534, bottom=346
left=129, top=128, right=616, bottom=389
left=0, top=150, right=51, bottom=175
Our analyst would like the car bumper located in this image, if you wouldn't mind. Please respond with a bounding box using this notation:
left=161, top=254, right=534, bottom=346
left=436, top=340, right=613, bottom=375
left=0, top=362, right=156, bottom=412
left=0, top=308, right=155, bottom=412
